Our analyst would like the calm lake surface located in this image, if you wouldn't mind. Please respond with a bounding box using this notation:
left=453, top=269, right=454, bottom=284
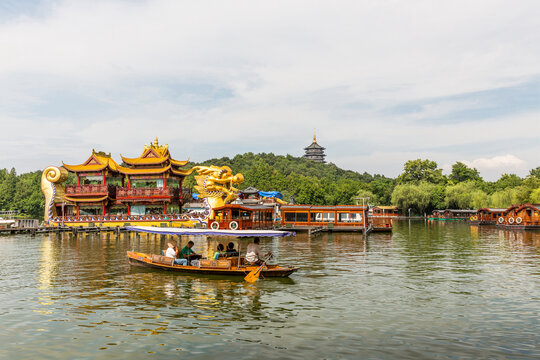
left=1, top=220, right=539, bottom=359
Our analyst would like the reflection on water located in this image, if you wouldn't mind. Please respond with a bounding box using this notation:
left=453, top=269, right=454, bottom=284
left=0, top=221, right=539, bottom=359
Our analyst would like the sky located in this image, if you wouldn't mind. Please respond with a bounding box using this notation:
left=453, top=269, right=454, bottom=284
left=0, top=0, right=539, bottom=181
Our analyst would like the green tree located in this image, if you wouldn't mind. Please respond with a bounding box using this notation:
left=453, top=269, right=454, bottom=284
left=530, top=187, right=540, bottom=203
left=368, top=176, right=395, bottom=205
left=449, top=162, right=482, bottom=183
left=391, top=182, right=439, bottom=215
left=445, top=181, right=487, bottom=209
left=352, top=188, right=375, bottom=205
left=495, top=173, right=522, bottom=190
left=397, top=159, right=445, bottom=184
left=0, top=168, right=17, bottom=211
left=529, top=166, right=540, bottom=179
left=489, top=188, right=519, bottom=208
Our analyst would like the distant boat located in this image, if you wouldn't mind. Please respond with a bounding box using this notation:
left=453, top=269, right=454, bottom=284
left=0, top=218, right=16, bottom=229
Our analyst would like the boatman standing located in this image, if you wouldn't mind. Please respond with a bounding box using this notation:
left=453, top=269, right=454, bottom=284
left=246, top=237, right=271, bottom=265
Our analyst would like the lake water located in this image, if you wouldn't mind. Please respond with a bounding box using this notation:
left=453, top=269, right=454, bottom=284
left=1, top=220, right=539, bottom=359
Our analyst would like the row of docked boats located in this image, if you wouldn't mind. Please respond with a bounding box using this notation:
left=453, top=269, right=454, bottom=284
left=429, top=204, right=540, bottom=229
left=470, top=203, right=540, bottom=229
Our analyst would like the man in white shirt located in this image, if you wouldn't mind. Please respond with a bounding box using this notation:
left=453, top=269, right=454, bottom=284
left=166, top=241, right=187, bottom=266
left=245, top=237, right=271, bottom=265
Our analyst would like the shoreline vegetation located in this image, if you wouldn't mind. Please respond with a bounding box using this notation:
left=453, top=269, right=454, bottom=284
left=1, top=153, right=539, bottom=221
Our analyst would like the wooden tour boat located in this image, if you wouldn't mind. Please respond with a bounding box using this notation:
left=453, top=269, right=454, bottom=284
left=429, top=209, right=477, bottom=221
left=470, top=208, right=506, bottom=225
left=127, top=251, right=298, bottom=278
left=496, top=204, right=540, bottom=230
left=209, top=204, right=274, bottom=230
left=126, top=226, right=298, bottom=279
left=280, top=205, right=369, bottom=232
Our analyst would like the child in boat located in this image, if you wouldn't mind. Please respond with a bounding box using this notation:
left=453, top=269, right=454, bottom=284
left=166, top=241, right=187, bottom=266
left=213, top=243, right=225, bottom=260
left=225, top=242, right=239, bottom=257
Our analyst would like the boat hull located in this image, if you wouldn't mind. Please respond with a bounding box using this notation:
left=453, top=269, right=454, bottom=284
left=127, top=251, right=298, bottom=278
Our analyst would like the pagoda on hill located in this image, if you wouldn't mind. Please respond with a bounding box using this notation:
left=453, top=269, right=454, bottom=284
left=303, top=131, right=326, bottom=163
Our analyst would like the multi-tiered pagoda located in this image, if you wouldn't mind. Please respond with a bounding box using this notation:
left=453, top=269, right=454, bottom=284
left=303, top=132, right=326, bottom=163
left=58, top=138, right=192, bottom=224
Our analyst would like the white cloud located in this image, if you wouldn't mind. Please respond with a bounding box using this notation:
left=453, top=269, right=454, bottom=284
left=463, top=155, right=526, bottom=170
left=0, top=0, right=539, bottom=180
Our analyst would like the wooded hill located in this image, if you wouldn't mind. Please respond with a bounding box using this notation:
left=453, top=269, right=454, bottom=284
left=1, top=153, right=539, bottom=220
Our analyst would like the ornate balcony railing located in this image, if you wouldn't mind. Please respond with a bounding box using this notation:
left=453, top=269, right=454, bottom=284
left=65, top=184, right=112, bottom=196
left=116, top=187, right=180, bottom=199
left=51, top=214, right=189, bottom=223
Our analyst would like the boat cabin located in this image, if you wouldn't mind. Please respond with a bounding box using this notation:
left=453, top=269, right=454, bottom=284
left=372, top=206, right=400, bottom=217
left=280, top=205, right=368, bottom=228
left=431, top=209, right=477, bottom=220
left=497, top=204, right=540, bottom=229
left=209, top=204, right=274, bottom=230
left=473, top=208, right=506, bottom=225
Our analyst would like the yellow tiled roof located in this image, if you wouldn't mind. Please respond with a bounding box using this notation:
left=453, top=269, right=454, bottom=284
left=117, top=164, right=172, bottom=175
left=63, top=150, right=120, bottom=173
left=170, top=158, right=189, bottom=167
left=171, top=167, right=195, bottom=176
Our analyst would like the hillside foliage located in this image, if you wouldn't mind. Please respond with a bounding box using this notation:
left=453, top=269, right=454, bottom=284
left=0, top=154, right=538, bottom=220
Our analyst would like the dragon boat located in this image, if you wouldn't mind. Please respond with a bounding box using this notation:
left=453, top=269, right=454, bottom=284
left=126, top=226, right=299, bottom=279
left=40, top=138, right=269, bottom=229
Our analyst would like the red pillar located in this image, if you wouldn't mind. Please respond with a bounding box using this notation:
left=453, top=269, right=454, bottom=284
left=102, top=203, right=106, bottom=216
left=76, top=205, right=79, bottom=216
left=128, top=177, right=131, bottom=189
left=163, top=176, right=167, bottom=188
left=164, top=203, right=167, bottom=215
left=76, top=174, right=80, bottom=186
left=127, top=204, right=131, bottom=216
left=103, top=173, right=106, bottom=185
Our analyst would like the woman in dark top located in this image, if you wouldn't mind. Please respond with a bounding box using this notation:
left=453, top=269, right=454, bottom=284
left=225, top=242, right=239, bottom=257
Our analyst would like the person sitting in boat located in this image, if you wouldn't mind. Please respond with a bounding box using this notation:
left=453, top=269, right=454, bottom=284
left=246, top=237, right=271, bottom=265
left=225, top=242, right=239, bottom=257
left=166, top=241, right=187, bottom=266
left=213, top=243, right=226, bottom=260
left=180, top=241, right=201, bottom=265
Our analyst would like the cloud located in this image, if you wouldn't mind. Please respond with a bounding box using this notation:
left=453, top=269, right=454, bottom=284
left=462, top=155, right=526, bottom=170
left=0, top=0, right=539, bottom=181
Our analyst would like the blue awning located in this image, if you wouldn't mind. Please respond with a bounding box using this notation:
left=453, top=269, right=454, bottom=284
left=258, top=191, right=283, bottom=199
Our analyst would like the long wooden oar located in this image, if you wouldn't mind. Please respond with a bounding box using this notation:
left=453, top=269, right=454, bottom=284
left=244, top=255, right=271, bottom=283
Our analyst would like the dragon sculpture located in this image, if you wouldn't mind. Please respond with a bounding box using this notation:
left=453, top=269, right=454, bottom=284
left=41, top=166, right=69, bottom=225
left=190, top=165, right=244, bottom=220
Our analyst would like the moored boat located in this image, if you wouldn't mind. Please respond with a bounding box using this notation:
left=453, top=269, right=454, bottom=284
left=497, top=204, right=540, bottom=229
left=470, top=208, right=506, bottom=225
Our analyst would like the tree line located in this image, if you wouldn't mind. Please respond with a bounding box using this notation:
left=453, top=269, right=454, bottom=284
left=0, top=154, right=538, bottom=219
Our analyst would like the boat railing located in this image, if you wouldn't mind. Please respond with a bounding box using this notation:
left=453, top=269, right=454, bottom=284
left=65, top=184, right=110, bottom=195
left=50, top=214, right=188, bottom=223
left=116, top=187, right=180, bottom=199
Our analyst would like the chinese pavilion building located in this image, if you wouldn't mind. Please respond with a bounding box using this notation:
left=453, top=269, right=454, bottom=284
left=303, top=132, right=326, bottom=163
left=59, top=138, right=192, bottom=223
